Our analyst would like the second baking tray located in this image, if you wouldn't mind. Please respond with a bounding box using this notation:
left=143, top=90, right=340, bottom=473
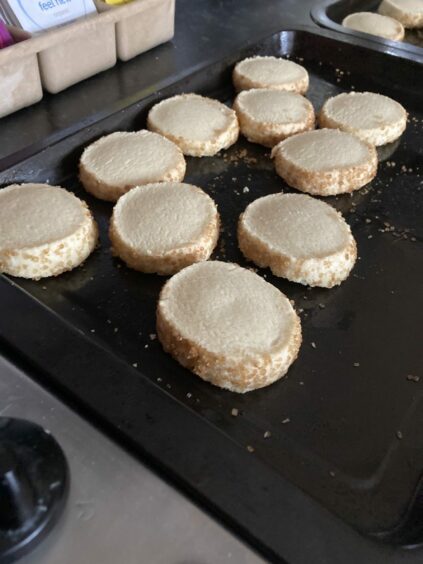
left=0, top=27, right=422, bottom=563
left=311, top=0, right=423, bottom=62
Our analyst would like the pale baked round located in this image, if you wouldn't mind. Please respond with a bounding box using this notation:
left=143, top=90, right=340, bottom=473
left=238, top=193, right=357, bottom=288
left=110, top=182, right=219, bottom=275
left=0, top=183, right=98, bottom=279
left=378, top=0, right=423, bottom=28
left=79, top=130, right=186, bottom=202
left=342, top=12, right=405, bottom=40
left=157, top=261, right=302, bottom=393
left=319, top=92, right=407, bottom=146
left=147, top=94, right=239, bottom=157
left=233, top=89, right=315, bottom=147
left=271, top=129, right=378, bottom=196
left=233, top=56, right=309, bottom=94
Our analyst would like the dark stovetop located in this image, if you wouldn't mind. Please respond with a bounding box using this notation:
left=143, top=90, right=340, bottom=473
left=0, top=0, right=316, bottom=161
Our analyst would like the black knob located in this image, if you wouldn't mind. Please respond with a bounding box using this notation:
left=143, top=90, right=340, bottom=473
left=0, top=417, right=69, bottom=564
left=0, top=444, right=37, bottom=530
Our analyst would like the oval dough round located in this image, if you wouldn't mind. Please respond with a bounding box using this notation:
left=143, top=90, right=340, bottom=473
left=0, top=183, right=98, bottom=279
left=157, top=261, right=302, bottom=393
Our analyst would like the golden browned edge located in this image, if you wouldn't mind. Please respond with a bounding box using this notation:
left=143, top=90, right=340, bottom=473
left=238, top=215, right=357, bottom=288
left=156, top=284, right=302, bottom=393
left=109, top=207, right=220, bottom=275
left=79, top=157, right=186, bottom=202
left=232, top=66, right=309, bottom=95
left=272, top=142, right=378, bottom=196
left=147, top=104, right=240, bottom=157
left=0, top=200, right=99, bottom=280
left=233, top=94, right=315, bottom=148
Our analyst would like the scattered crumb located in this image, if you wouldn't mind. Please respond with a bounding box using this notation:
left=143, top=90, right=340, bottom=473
left=264, top=431, right=271, bottom=439
left=353, top=362, right=360, bottom=367
left=282, top=417, right=291, bottom=424
left=149, top=333, right=157, bottom=341
left=42, top=286, right=47, bottom=290
left=144, top=344, right=149, bottom=349
left=406, top=374, right=420, bottom=382
left=329, top=470, right=336, bottom=478
left=243, top=186, right=250, bottom=193
left=157, top=377, right=162, bottom=382
left=114, top=327, right=119, bottom=333
left=132, top=362, right=138, bottom=368
left=396, top=430, right=403, bottom=440
left=311, top=342, right=317, bottom=349
left=186, top=392, right=192, bottom=398
left=90, top=329, right=95, bottom=333
left=107, top=319, right=112, bottom=324
left=166, top=383, right=171, bottom=389
left=231, top=408, right=239, bottom=417
left=247, top=445, right=255, bottom=453
left=299, top=381, right=304, bottom=386
left=318, top=304, right=325, bottom=309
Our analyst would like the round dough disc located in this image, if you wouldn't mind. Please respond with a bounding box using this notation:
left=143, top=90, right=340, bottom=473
left=238, top=193, right=357, bottom=287
left=271, top=128, right=377, bottom=196
left=233, top=56, right=309, bottom=94
left=0, top=183, right=98, bottom=279
left=319, top=91, right=407, bottom=146
left=110, top=182, right=219, bottom=275
left=233, top=88, right=315, bottom=147
left=342, top=12, right=405, bottom=41
left=378, top=0, right=423, bottom=29
left=79, top=130, right=186, bottom=201
left=147, top=94, right=239, bottom=157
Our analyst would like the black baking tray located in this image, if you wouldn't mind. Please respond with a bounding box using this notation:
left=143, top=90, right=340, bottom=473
left=1, top=27, right=422, bottom=563
left=311, top=0, right=423, bottom=63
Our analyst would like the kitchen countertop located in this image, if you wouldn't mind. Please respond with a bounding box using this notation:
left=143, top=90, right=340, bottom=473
left=0, top=355, right=264, bottom=564
left=0, top=0, right=316, bottom=162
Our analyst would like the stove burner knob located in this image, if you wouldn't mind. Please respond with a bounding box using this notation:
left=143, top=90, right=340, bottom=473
left=0, top=444, right=37, bottom=531
left=0, top=417, right=69, bottom=564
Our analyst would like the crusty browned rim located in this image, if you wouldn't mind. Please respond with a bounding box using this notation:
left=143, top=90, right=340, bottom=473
left=79, top=154, right=186, bottom=203
left=238, top=214, right=357, bottom=288
left=109, top=212, right=220, bottom=275
left=271, top=133, right=378, bottom=196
